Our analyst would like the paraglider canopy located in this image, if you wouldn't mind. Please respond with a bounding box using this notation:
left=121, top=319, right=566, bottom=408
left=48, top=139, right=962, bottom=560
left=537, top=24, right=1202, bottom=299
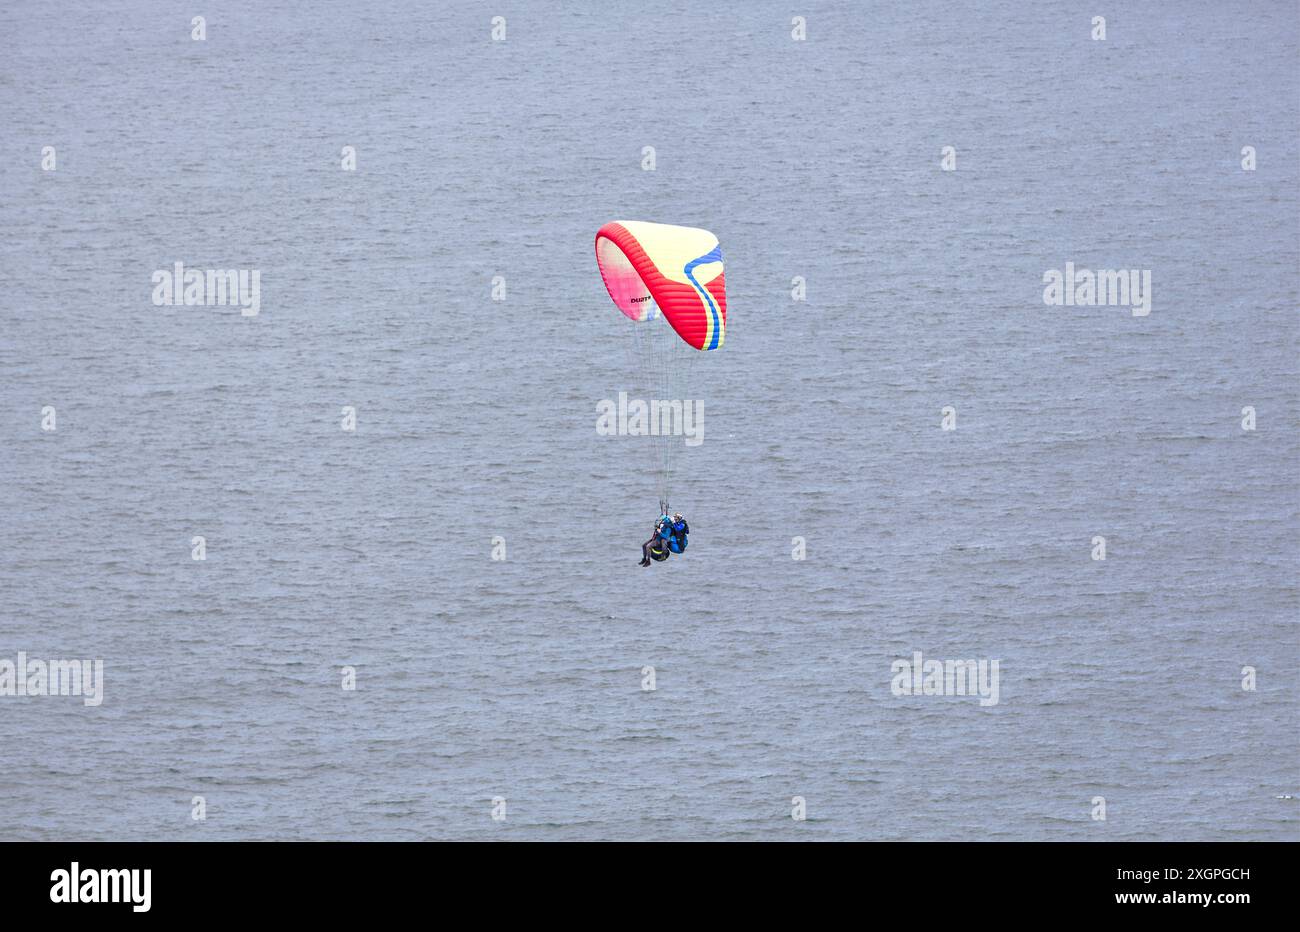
left=595, top=221, right=726, bottom=351
left=595, top=220, right=726, bottom=514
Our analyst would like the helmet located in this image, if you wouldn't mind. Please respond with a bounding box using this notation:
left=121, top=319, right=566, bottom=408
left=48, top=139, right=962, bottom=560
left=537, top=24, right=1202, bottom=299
left=672, top=513, right=684, bottom=522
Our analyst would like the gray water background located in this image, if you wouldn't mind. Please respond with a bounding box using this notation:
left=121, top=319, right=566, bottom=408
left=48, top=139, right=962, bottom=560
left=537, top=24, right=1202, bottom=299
left=1, top=1, right=1296, bottom=840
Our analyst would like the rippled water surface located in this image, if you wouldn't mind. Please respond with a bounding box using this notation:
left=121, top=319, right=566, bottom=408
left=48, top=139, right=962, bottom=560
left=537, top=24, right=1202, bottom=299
left=0, top=1, right=1296, bottom=839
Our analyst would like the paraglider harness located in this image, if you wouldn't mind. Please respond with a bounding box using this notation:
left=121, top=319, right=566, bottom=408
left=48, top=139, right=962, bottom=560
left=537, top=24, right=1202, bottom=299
left=648, top=514, right=672, bottom=561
